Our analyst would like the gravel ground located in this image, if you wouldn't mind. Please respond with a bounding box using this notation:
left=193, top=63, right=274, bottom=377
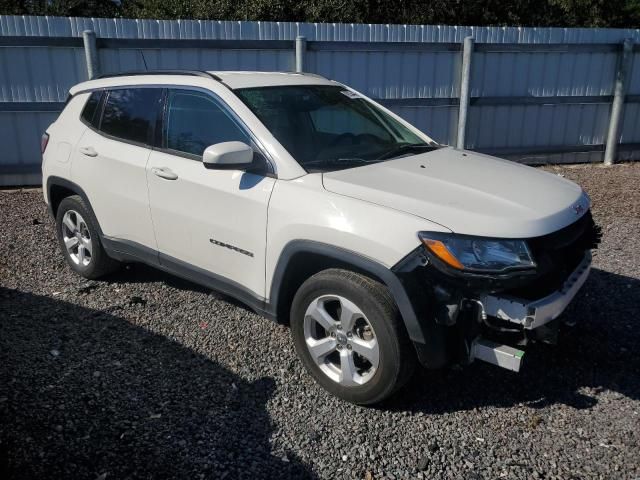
left=1, top=162, right=639, bottom=480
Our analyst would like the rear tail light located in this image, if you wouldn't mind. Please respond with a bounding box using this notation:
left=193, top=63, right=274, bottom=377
left=41, top=132, right=50, bottom=154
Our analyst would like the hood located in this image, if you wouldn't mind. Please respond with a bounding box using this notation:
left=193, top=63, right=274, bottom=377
left=322, top=147, right=589, bottom=238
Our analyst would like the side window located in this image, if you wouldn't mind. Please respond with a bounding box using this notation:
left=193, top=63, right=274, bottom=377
left=100, top=88, right=162, bottom=145
left=165, top=89, right=250, bottom=157
left=80, top=91, right=102, bottom=127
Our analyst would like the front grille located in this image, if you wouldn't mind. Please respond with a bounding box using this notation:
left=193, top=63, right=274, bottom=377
left=506, top=210, right=601, bottom=299
left=529, top=210, right=601, bottom=253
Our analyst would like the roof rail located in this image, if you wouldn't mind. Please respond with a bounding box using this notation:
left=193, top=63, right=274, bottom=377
left=294, top=72, right=328, bottom=80
left=96, top=70, right=223, bottom=81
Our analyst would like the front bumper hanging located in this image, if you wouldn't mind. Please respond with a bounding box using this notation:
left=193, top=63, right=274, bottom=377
left=468, top=252, right=591, bottom=372
left=479, top=252, right=591, bottom=330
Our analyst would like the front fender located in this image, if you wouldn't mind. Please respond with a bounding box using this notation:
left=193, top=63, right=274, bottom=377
left=269, top=239, right=426, bottom=343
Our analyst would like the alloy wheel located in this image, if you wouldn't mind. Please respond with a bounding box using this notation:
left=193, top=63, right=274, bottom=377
left=61, top=210, right=93, bottom=267
left=303, top=294, right=379, bottom=386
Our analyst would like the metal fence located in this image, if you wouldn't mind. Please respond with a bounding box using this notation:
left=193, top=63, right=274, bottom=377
left=1, top=15, right=639, bottom=186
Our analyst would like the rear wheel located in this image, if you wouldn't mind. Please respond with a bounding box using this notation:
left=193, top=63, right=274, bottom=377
left=55, top=195, right=120, bottom=279
left=291, top=269, right=415, bottom=404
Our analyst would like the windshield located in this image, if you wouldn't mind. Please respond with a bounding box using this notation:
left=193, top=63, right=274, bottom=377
left=235, top=85, right=439, bottom=172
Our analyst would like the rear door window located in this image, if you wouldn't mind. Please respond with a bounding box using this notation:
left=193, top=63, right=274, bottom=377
left=164, top=89, right=250, bottom=158
left=99, top=88, right=162, bottom=145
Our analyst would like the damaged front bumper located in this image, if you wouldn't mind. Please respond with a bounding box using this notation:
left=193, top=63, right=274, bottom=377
left=467, top=252, right=591, bottom=372
left=480, top=252, right=591, bottom=331
left=393, top=212, right=600, bottom=373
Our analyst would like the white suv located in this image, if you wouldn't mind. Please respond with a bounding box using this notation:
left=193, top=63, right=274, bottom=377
left=42, top=70, right=600, bottom=404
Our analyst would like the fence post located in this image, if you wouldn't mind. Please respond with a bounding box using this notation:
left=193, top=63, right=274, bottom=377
left=295, top=36, right=307, bottom=73
left=604, top=38, right=634, bottom=166
left=456, top=36, right=474, bottom=149
left=82, top=30, right=100, bottom=79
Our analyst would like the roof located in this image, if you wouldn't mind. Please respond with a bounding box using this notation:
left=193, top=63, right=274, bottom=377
left=209, top=71, right=335, bottom=89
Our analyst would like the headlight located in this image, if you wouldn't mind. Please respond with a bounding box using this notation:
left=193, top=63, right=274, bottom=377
left=418, top=232, right=536, bottom=273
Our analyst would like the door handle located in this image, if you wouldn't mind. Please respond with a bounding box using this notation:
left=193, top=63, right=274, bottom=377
left=78, top=146, right=98, bottom=157
left=151, top=167, right=178, bottom=180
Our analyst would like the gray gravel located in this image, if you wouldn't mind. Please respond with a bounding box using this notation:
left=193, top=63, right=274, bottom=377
left=1, top=162, right=639, bottom=480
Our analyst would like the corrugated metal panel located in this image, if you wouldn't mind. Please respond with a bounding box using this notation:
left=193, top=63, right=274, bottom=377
left=627, top=53, right=640, bottom=95
left=308, top=50, right=460, bottom=99
left=1, top=15, right=640, bottom=186
left=3, top=16, right=640, bottom=43
left=466, top=103, right=611, bottom=149
left=0, top=46, right=86, bottom=102
left=621, top=102, right=640, bottom=143
left=0, top=110, right=57, bottom=167
left=466, top=48, right=624, bottom=154
left=471, top=51, right=618, bottom=97
left=98, top=48, right=294, bottom=74
left=390, top=106, right=458, bottom=145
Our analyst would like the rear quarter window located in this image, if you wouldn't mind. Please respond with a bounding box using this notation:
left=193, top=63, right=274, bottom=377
left=100, top=88, right=163, bottom=145
left=80, top=91, right=102, bottom=127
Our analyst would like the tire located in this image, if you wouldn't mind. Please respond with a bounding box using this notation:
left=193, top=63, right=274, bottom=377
left=291, top=268, right=415, bottom=405
left=55, top=195, right=120, bottom=279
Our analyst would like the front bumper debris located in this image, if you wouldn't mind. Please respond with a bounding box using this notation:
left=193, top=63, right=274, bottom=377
left=470, top=338, right=525, bottom=372
left=479, top=252, right=591, bottom=330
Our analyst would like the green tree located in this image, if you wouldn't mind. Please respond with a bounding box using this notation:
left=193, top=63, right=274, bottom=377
left=0, top=0, right=121, bottom=16
left=0, top=0, right=639, bottom=28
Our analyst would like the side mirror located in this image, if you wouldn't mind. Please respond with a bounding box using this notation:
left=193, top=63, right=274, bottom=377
left=203, top=141, right=254, bottom=170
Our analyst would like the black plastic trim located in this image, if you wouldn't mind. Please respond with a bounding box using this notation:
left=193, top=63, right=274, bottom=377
left=101, top=236, right=158, bottom=265
left=45, top=177, right=103, bottom=229
left=158, top=251, right=270, bottom=315
left=100, top=236, right=272, bottom=318
left=269, top=240, right=425, bottom=343
left=96, top=70, right=221, bottom=81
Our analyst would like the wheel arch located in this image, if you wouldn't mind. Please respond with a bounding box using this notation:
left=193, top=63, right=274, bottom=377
left=46, top=177, right=104, bottom=236
left=268, top=240, right=425, bottom=344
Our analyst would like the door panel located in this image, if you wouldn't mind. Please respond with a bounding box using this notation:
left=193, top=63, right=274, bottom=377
left=70, top=87, right=163, bottom=250
left=147, top=150, right=275, bottom=298
left=71, top=127, right=156, bottom=249
left=147, top=87, right=275, bottom=299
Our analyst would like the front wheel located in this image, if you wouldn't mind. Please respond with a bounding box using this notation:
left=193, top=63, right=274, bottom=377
left=291, top=269, right=415, bottom=405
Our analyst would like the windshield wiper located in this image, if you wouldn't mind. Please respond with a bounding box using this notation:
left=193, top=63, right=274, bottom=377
left=376, top=143, right=441, bottom=160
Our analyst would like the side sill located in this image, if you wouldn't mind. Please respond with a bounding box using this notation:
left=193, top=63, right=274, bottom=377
left=102, top=236, right=276, bottom=320
left=102, top=236, right=158, bottom=266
